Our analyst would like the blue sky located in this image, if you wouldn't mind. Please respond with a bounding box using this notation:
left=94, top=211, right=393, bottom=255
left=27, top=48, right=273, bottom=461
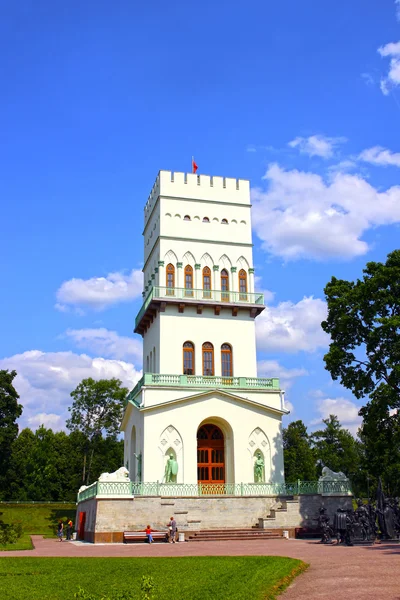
left=1, top=0, right=400, bottom=434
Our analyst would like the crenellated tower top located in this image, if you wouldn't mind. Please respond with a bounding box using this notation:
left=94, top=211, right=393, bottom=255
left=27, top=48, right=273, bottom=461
left=144, top=171, right=250, bottom=226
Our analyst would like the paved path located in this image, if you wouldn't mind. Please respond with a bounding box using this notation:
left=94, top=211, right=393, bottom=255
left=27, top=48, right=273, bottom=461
left=2, top=536, right=400, bottom=599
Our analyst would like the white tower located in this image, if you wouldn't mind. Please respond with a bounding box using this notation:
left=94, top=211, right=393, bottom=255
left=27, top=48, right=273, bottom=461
left=122, top=171, right=287, bottom=488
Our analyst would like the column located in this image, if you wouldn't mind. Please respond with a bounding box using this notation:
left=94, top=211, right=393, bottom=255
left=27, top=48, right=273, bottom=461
left=158, top=261, right=165, bottom=291
left=176, top=262, right=183, bottom=291
left=195, top=264, right=201, bottom=295
left=249, top=268, right=255, bottom=294
left=213, top=265, right=219, bottom=301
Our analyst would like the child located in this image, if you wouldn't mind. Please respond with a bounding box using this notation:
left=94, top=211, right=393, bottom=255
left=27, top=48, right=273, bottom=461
left=145, top=525, right=154, bottom=544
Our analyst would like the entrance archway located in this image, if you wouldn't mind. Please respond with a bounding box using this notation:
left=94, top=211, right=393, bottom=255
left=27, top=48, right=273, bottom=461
left=197, top=424, right=225, bottom=484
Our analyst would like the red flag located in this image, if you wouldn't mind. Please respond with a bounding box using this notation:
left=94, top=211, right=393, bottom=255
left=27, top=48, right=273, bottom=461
left=192, top=158, right=198, bottom=174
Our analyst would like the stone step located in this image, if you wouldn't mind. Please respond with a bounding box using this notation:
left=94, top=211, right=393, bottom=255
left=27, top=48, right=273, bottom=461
left=187, top=528, right=283, bottom=542
left=188, top=528, right=278, bottom=534
left=189, top=533, right=282, bottom=542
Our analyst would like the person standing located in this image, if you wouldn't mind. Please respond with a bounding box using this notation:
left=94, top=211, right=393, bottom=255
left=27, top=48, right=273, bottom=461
left=66, top=520, right=73, bottom=541
left=57, top=520, right=63, bottom=542
left=168, top=516, right=177, bottom=543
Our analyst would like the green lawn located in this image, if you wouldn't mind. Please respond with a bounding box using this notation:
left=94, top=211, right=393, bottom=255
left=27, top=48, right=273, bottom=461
left=0, top=503, right=76, bottom=551
left=0, top=557, right=307, bottom=600
left=0, top=534, right=33, bottom=551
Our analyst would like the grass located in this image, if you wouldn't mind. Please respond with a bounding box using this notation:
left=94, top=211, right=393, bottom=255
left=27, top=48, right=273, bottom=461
left=0, top=535, right=33, bottom=552
left=0, top=557, right=307, bottom=600
left=0, top=503, right=76, bottom=551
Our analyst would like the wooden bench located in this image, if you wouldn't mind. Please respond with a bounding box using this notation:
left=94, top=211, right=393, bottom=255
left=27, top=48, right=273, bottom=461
left=123, top=531, right=168, bottom=544
left=295, top=527, right=323, bottom=539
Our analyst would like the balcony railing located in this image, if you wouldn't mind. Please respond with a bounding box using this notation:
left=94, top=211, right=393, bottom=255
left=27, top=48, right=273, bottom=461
left=125, top=373, right=280, bottom=405
left=135, top=286, right=264, bottom=329
left=77, top=480, right=353, bottom=502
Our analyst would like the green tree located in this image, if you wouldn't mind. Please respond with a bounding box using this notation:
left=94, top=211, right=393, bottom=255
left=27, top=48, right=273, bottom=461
left=358, top=392, right=400, bottom=496
left=321, top=249, right=400, bottom=411
left=311, top=415, right=360, bottom=478
left=67, top=378, right=128, bottom=484
left=321, top=250, right=400, bottom=491
left=0, top=370, right=23, bottom=499
left=283, top=420, right=316, bottom=482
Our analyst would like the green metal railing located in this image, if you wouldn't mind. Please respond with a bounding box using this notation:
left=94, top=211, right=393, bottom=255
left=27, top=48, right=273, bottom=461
left=77, top=480, right=352, bottom=503
left=125, top=373, right=280, bottom=405
left=135, top=286, right=265, bottom=329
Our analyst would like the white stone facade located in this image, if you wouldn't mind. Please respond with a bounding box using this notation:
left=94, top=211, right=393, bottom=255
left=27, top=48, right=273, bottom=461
left=121, top=170, right=287, bottom=486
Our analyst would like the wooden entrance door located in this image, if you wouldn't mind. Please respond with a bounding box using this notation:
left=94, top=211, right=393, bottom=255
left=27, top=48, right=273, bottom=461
left=197, top=424, right=225, bottom=484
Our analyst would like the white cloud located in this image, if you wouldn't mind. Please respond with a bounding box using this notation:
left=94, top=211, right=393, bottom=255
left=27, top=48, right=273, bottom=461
left=288, top=135, right=346, bottom=158
left=256, top=296, right=328, bottom=353
left=65, top=328, right=142, bottom=363
left=358, top=145, right=400, bottom=167
left=310, top=397, right=362, bottom=436
left=27, top=413, right=65, bottom=431
left=0, top=350, right=141, bottom=432
left=378, top=41, right=400, bottom=95
left=361, top=72, right=375, bottom=86
left=257, top=359, right=308, bottom=389
left=56, top=268, right=143, bottom=311
left=327, top=159, right=358, bottom=175
left=251, top=163, right=400, bottom=260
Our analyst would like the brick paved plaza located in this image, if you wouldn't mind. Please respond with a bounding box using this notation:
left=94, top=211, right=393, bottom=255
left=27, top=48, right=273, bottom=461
left=2, top=536, right=400, bottom=599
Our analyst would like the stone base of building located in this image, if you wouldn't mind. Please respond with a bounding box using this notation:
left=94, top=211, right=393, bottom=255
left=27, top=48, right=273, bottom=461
left=76, top=493, right=353, bottom=543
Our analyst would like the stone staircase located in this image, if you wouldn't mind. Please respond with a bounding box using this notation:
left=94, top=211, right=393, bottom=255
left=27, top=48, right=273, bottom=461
left=258, top=497, right=302, bottom=531
left=187, top=528, right=283, bottom=542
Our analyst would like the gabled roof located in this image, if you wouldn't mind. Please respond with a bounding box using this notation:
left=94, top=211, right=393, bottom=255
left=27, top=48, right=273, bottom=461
left=129, top=387, right=288, bottom=416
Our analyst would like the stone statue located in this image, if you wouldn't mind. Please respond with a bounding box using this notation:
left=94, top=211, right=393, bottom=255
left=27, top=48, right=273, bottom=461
left=377, top=499, right=397, bottom=539
left=354, top=499, right=371, bottom=541
left=333, top=508, right=347, bottom=544
left=164, top=454, right=178, bottom=483
left=98, top=466, right=130, bottom=482
left=320, top=466, right=347, bottom=480
left=317, top=507, right=332, bottom=544
left=254, top=452, right=265, bottom=483
left=133, top=453, right=142, bottom=482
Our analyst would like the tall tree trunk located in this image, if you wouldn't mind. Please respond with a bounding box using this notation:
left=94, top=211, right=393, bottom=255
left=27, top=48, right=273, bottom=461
left=86, top=448, right=94, bottom=485
left=82, top=452, right=86, bottom=486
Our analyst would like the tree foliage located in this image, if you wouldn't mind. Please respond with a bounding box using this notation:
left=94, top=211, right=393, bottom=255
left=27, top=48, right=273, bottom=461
left=283, top=420, right=316, bottom=481
left=67, top=378, right=128, bottom=440
left=321, top=250, right=400, bottom=409
left=0, top=370, right=23, bottom=498
left=311, top=415, right=360, bottom=477
left=322, top=250, right=400, bottom=490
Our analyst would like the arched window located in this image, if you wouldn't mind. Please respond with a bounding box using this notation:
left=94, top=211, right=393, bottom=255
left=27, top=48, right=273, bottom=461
left=202, top=342, right=214, bottom=376
left=184, top=215, right=191, bottom=221
left=203, top=266, right=212, bottom=299
left=220, top=269, right=229, bottom=302
left=184, top=265, right=193, bottom=297
left=166, top=263, right=175, bottom=295
left=239, top=269, right=247, bottom=300
left=221, top=218, right=228, bottom=224
left=203, top=217, right=210, bottom=223
left=221, top=344, right=233, bottom=378
left=183, top=341, right=195, bottom=375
